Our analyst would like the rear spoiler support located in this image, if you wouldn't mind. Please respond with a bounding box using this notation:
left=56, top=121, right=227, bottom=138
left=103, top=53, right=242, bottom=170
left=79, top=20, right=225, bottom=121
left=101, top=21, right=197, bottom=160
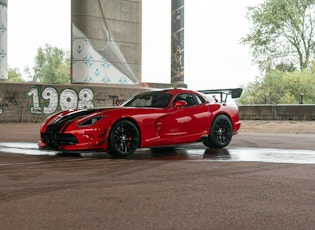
left=198, top=88, right=243, bottom=102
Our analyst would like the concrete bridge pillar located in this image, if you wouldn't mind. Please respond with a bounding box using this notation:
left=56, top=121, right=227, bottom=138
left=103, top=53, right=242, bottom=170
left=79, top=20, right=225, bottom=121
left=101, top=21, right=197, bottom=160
left=0, top=0, right=7, bottom=80
left=171, top=0, right=184, bottom=86
left=71, top=0, right=142, bottom=84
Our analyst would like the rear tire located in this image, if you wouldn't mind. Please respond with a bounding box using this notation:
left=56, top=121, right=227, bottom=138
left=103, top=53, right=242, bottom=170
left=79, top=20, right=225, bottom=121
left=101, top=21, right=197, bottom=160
left=108, top=120, right=140, bottom=157
left=203, top=115, right=232, bottom=148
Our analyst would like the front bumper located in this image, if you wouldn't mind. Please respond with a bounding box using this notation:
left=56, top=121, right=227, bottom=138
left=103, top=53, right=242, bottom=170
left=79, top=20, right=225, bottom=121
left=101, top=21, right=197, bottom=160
left=39, top=129, right=109, bottom=151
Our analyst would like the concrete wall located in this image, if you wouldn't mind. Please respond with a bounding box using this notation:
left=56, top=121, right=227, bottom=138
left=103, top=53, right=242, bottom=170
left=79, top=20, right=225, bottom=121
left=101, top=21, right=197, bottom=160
left=239, top=105, right=315, bottom=120
left=0, top=82, right=146, bottom=123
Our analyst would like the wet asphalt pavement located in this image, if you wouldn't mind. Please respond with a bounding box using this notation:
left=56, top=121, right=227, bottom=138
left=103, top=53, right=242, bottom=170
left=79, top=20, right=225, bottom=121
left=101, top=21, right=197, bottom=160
left=1, top=141, right=315, bottom=164
left=1, top=123, right=315, bottom=229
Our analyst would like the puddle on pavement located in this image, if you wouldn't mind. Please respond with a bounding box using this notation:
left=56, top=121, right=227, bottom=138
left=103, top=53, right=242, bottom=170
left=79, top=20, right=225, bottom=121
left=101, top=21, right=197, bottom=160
left=1, top=142, right=315, bottom=164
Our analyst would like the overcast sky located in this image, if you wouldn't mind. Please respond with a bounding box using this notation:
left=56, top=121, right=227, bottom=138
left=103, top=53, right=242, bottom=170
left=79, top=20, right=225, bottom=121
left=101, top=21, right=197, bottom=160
left=8, top=0, right=263, bottom=90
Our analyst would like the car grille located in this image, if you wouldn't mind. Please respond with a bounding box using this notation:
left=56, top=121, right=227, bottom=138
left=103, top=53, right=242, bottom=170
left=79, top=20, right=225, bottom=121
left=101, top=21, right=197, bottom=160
left=41, top=132, right=78, bottom=147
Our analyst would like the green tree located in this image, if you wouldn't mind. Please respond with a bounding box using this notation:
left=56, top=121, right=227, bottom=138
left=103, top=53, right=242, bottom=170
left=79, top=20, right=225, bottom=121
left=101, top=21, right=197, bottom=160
left=8, top=67, right=24, bottom=82
left=238, top=79, right=264, bottom=104
left=241, top=0, right=315, bottom=71
left=282, top=67, right=315, bottom=103
left=32, top=44, right=70, bottom=83
left=240, top=71, right=287, bottom=104
left=239, top=68, right=315, bottom=104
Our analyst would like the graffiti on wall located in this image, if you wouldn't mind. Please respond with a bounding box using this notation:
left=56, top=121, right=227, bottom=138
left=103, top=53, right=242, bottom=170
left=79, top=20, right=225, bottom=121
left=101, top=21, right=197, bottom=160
left=0, top=2, right=8, bottom=80
left=27, top=87, right=94, bottom=114
left=26, top=86, right=128, bottom=116
left=0, top=83, right=137, bottom=122
left=0, top=90, right=18, bottom=115
left=171, top=0, right=184, bottom=83
left=108, top=95, right=126, bottom=106
left=4, top=90, right=18, bottom=105
left=94, top=92, right=126, bottom=106
left=0, top=102, right=8, bottom=115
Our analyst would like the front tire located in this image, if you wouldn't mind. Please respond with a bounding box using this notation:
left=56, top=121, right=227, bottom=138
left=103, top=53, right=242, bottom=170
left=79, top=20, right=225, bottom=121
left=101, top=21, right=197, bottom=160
left=108, top=120, right=140, bottom=157
left=203, top=115, right=232, bottom=148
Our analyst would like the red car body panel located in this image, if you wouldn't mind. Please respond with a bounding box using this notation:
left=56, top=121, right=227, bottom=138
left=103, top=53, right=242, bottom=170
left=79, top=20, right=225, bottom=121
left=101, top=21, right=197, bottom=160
left=38, top=88, right=241, bottom=152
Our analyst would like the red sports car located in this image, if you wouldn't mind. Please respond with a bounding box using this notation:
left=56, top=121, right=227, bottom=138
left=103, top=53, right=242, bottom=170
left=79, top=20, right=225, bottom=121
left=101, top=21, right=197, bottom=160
left=38, top=88, right=242, bottom=157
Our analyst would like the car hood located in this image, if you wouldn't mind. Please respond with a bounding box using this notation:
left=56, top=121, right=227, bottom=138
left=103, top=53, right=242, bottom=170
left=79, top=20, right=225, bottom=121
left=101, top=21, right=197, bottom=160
left=45, top=107, right=120, bottom=132
left=45, top=106, right=165, bottom=133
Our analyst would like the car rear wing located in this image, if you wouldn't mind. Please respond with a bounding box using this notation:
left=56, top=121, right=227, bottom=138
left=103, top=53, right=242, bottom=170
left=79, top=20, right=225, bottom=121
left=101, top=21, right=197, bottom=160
left=198, top=88, right=243, bottom=102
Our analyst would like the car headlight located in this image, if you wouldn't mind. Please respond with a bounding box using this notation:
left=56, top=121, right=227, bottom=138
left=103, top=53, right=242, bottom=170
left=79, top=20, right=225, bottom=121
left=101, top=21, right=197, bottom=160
left=78, top=116, right=105, bottom=127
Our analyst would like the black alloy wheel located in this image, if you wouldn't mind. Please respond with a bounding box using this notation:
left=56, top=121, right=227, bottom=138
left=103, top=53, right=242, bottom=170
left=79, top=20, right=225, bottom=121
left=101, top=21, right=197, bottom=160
left=203, top=115, right=232, bottom=148
left=108, top=120, right=140, bottom=157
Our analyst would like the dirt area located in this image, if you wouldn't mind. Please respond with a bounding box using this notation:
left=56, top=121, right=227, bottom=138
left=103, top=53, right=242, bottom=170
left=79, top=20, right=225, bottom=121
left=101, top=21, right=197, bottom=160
left=240, top=120, right=315, bottom=134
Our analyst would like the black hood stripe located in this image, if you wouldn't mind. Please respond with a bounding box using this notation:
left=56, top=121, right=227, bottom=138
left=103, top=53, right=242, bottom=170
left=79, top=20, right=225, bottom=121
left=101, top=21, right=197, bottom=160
left=46, top=109, right=100, bottom=133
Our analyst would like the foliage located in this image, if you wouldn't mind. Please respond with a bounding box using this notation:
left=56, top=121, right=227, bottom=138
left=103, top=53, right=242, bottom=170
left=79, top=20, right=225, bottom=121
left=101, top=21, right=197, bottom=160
left=239, top=65, right=315, bottom=104
left=32, top=44, right=70, bottom=83
left=241, top=0, right=315, bottom=71
left=8, top=67, right=24, bottom=82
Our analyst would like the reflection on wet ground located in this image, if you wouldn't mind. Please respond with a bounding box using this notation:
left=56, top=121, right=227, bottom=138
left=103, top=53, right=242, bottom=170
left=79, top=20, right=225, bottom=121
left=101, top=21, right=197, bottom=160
left=1, top=142, right=315, bottom=164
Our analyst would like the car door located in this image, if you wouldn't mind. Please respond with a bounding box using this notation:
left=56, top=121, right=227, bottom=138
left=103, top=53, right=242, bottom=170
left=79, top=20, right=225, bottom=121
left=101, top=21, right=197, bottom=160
left=156, top=93, right=210, bottom=143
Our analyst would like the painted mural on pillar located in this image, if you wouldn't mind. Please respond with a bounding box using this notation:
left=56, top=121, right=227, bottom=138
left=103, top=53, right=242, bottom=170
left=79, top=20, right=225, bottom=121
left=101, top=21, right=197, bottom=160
left=0, top=2, right=7, bottom=80
left=72, top=25, right=136, bottom=84
left=171, top=0, right=184, bottom=84
left=71, top=0, right=141, bottom=84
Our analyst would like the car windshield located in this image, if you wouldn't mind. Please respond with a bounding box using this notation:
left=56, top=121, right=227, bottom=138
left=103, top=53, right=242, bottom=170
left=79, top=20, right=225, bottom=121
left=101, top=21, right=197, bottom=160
left=123, top=91, right=172, bottom=108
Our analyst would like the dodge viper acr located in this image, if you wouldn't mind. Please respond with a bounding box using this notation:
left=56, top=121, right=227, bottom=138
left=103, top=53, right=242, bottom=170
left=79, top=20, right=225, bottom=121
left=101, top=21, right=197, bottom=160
left=38, top=88, right=242, bottom=157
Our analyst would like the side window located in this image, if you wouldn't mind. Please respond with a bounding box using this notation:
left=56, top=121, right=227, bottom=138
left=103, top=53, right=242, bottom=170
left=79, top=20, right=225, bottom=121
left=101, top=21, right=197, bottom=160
left=196, top=94, right=206, bottom=104
left=172, top=93, right=199, bottom=107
